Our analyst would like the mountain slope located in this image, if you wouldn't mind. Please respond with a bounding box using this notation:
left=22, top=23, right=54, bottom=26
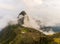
left=0, top=24, right=46, bottom=44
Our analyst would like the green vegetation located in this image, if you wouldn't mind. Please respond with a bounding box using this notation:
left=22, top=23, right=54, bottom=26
left=51, top=33, right=60, bottom=44
left=0, top=24, right=60, bottom=44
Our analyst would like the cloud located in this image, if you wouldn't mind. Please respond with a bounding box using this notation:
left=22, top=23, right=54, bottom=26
left=23, top=0, right=60, bottom=26
left=0, top=3, right=15, bottom=10
left=23, top=0, right=43, bottom=8
left=0, top=15, right=18, bottom=30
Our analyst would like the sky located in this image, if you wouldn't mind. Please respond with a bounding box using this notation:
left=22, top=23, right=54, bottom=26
left=0, top=0, right=26, bottom=30
left=0, top=0, right=60, bottom=30
left=23, top=0, right=60, bottom=26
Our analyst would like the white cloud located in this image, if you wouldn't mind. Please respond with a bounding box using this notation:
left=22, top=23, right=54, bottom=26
left=0, top=3, right=15, bottom=10
left=23, top=0, right=60, bottom=26
left=23, top=0, right=43, bottom=7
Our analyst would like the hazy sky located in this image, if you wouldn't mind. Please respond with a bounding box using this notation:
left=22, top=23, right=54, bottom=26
left=0, top=0, right=26, bottom=30
left=24, top=0, right=60, bottom=26
left=0, top=0, right=60, bottom=30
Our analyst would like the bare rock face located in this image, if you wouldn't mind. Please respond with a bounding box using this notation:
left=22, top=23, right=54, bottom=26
left=18, top=11, right=26, bottom=25
left=18, top=11, right=26, bottom=17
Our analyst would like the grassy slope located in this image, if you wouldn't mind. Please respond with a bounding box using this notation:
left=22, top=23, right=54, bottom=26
left=1, top=24, right=59, bottom=44
left=51, top=33, right=60, bottom=44
left=0, top=24, right=46, bottom=44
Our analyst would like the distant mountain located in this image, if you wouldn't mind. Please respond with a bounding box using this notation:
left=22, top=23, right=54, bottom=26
left=52, top=26, right=60, bottom=32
